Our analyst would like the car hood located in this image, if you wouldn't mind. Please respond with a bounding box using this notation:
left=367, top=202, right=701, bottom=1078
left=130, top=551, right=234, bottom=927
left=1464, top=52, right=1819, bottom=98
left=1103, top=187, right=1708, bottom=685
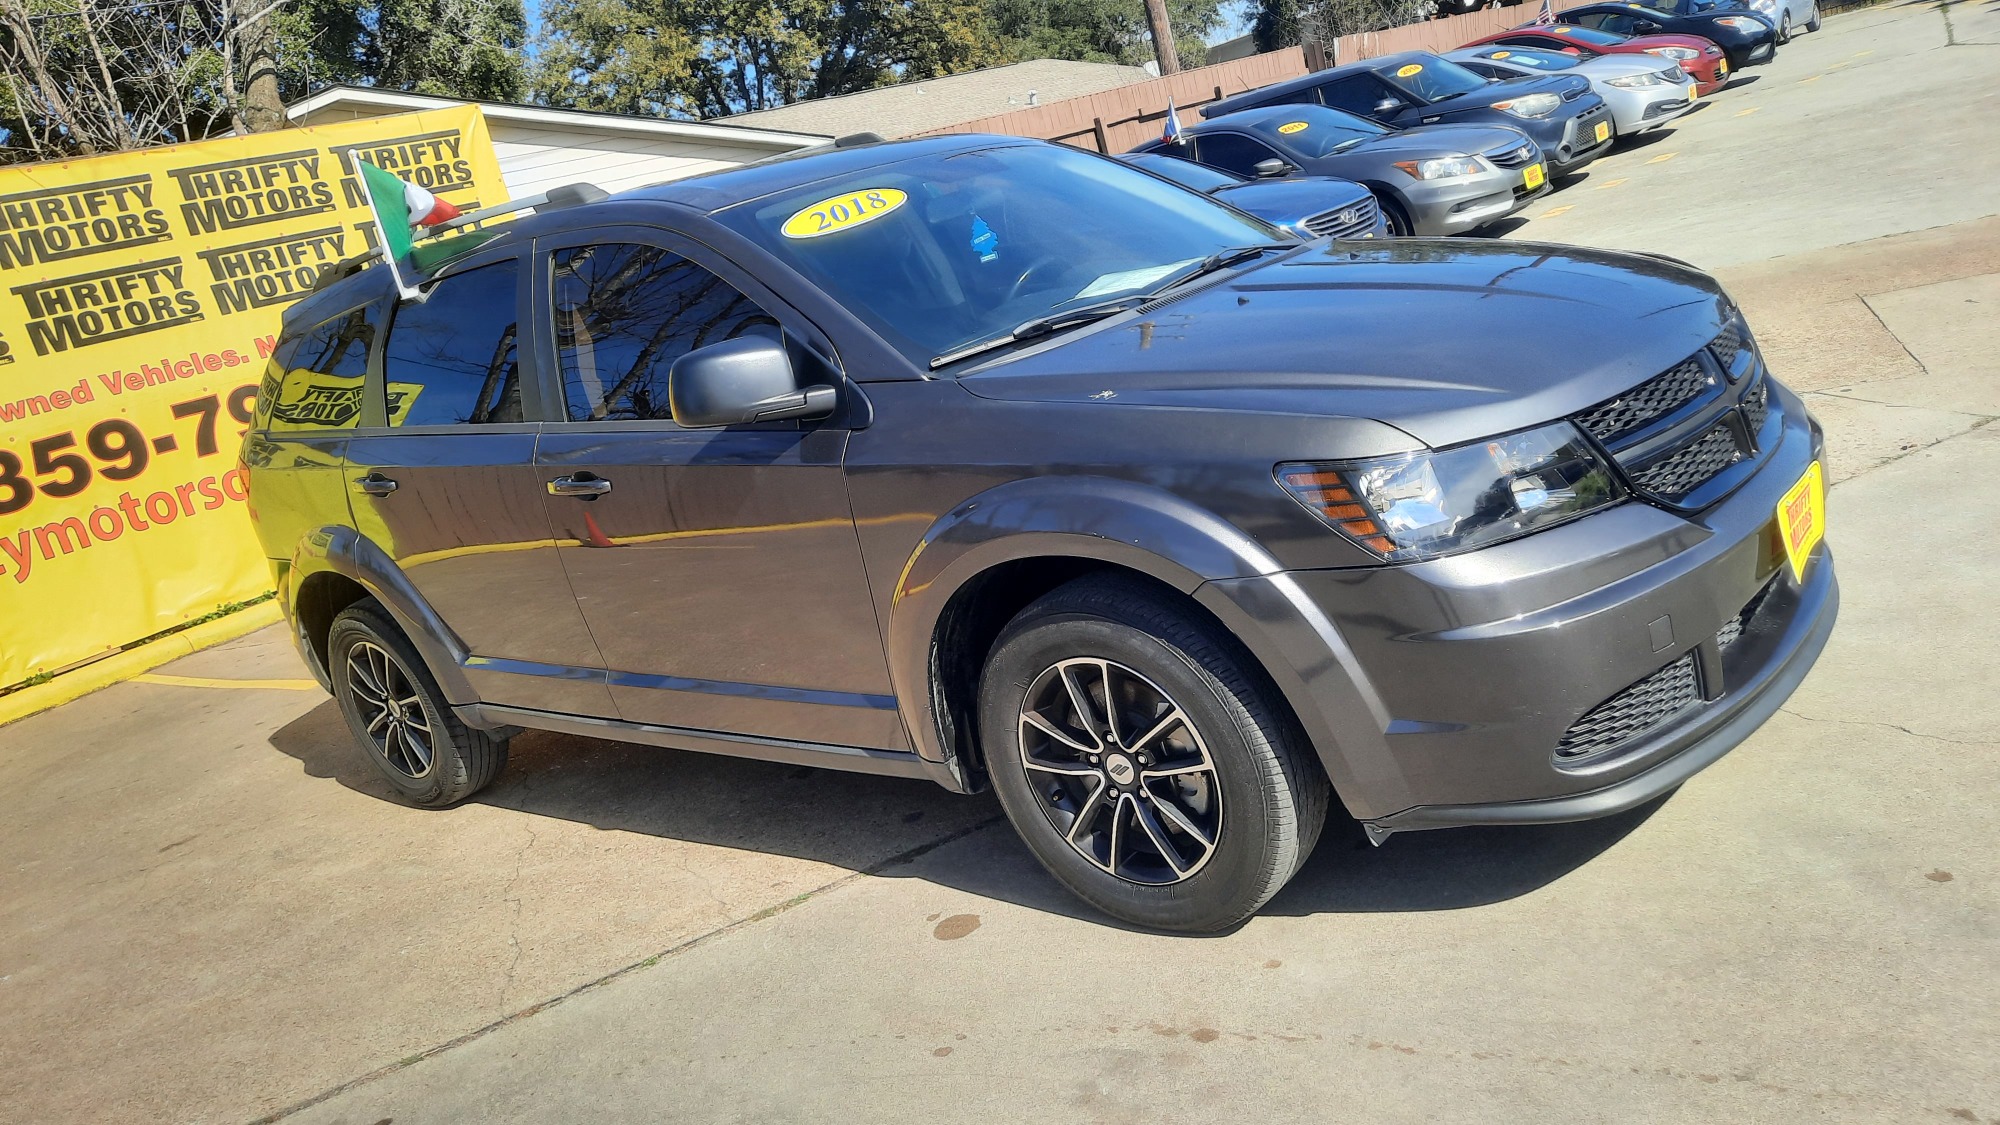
left=959, top=240, right=1732, bottom=450
left=1420, top=73, right=1590, bottom=113
left=1343, top=122, right=1532, bottom=158
left=1212, top=176, right=1374, bottom=221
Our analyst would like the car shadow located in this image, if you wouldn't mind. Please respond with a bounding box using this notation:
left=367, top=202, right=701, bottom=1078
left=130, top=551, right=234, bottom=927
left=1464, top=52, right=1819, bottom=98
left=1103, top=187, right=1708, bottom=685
left=270, top=701, right=1667, bottom=930
left=1615, top=127, right=1682, bottom=154
left=1724, top=74, right=1764, bottom=90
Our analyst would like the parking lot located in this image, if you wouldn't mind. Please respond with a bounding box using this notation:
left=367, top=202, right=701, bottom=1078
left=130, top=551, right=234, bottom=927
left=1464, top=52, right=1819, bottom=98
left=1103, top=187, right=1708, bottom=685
left=3, top=2, right=1997, bottom=1120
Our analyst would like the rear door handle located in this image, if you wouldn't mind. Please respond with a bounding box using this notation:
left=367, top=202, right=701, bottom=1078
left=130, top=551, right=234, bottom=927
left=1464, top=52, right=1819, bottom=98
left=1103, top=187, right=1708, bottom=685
left=547, top=474, right=613, bottom=497
left=351, top=473, right=398, bottom=497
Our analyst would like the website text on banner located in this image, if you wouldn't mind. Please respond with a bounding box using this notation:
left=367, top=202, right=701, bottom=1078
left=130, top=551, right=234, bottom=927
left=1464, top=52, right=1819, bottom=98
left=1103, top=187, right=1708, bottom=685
left=0, top=107, right=507, bottom=688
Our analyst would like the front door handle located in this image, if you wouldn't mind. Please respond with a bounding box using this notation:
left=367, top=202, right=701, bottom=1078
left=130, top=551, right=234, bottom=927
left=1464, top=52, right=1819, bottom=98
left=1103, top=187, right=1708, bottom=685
left=547, top=473, right=613, bottom=498
left=352, top=473, right=398, bottom=497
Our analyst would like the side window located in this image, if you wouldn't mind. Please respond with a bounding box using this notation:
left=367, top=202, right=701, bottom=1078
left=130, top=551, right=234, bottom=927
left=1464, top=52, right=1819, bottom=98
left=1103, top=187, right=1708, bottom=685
left=1458, top=61, right=1505, bottom=79
left=381, top=260, right=523, bottom=427
left=1195, top=133, right=1284, bottom=178
left=1318, top=75, right=1396, bottom=117
left=551, top=243, right=782, bottom=423
left=1570, top=11, right=1614, bottom=28
left=262, top=304, right=378, bottom=430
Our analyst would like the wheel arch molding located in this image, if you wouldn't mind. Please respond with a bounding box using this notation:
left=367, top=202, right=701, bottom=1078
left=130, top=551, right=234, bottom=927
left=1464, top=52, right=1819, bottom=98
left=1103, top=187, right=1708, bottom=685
left=884, top=475, right=1292, bottom=781
left=287, top=526, right=476, bottom=704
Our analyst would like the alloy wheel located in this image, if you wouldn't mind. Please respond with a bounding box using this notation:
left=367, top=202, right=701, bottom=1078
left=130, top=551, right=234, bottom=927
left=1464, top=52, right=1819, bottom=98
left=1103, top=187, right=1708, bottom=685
left=345, top=640, right=436, bottom=779
left=1016, top=658, right=1222, bottom=885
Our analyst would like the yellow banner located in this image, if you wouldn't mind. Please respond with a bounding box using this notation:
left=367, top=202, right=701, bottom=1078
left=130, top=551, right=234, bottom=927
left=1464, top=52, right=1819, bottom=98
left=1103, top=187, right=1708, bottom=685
left=0, top=107, right=507, bottom=687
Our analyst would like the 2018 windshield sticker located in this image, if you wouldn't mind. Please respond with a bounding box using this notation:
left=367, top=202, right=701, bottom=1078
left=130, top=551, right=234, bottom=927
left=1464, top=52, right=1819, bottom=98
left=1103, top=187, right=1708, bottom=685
left=1278, top=121, right=1309, bottom=134
left=1396, top=63, right=1424, bottom=77
left=780, top=188, right=907, bottom=239
left=1492, top=50, right=1512, bottom=58
left=969, top=215, right=1000, bottom=261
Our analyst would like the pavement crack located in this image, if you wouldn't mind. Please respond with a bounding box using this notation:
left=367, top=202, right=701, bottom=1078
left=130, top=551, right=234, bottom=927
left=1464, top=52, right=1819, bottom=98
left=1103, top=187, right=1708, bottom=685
left=497, top=823, right=538, bottom=1013
left=1856, top=293, right=1932, bottom=379
left=1779, top=708, right=1993, bottom=747
left=1824, top=415, right=1997, bottom=488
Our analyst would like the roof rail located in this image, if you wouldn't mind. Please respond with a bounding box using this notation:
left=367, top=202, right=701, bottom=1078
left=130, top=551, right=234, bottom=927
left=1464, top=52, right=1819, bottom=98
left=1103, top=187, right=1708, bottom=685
left=310, top=182, right=609, bottom=293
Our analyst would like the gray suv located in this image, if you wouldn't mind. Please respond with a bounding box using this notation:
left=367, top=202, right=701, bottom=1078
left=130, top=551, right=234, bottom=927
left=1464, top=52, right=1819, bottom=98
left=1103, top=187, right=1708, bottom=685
left=246, top=135, right=1837, bottom=932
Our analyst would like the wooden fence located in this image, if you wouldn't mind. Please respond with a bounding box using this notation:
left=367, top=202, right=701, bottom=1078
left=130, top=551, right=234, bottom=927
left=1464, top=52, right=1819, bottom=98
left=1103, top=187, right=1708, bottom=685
left=921, top=2, right=1590, bottom=154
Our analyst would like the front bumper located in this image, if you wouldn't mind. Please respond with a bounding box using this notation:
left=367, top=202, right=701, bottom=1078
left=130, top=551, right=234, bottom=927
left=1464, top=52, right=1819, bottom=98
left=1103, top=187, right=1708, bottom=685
left=1200, top=375, right=1836, bottom=830
left=1405, top=168, right=1541, bottom=236
left=1603, top=84, right=1695, bottom=135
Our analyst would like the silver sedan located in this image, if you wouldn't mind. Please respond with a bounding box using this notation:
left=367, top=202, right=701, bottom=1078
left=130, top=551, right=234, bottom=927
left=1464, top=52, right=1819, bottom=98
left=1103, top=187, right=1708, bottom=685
left=1446, top=46, right=1699, bottom=139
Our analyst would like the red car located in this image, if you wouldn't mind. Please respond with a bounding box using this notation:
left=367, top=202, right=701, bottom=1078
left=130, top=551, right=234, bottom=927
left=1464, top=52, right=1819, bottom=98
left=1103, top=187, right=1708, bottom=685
left=1459, top=24, right=1731, bottom=97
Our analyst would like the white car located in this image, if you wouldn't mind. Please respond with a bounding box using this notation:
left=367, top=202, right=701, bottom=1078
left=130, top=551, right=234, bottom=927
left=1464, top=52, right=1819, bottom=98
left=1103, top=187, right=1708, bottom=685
left=1446, top=46, right=1698, bottom=138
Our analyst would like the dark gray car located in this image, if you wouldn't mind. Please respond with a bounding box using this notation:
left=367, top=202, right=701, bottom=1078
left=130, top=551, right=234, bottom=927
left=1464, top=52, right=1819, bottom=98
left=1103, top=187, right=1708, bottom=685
left=1132, top=104, right=1549, bottom=237
left=247, top=135, right=1836, bottom=933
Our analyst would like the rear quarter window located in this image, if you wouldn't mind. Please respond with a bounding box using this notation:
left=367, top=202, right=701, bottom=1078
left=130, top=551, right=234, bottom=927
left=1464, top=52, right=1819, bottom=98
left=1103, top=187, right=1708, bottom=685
left=257, top=303, right=381, bottom=431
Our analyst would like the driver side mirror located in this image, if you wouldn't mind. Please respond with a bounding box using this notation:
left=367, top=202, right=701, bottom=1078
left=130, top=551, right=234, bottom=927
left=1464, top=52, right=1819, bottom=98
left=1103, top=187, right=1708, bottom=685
left=669, top=337, right=836, bottom=428
left=1252, top=157, right=1295, bottom=178
left=1373, top=97, right=1405, bottom=115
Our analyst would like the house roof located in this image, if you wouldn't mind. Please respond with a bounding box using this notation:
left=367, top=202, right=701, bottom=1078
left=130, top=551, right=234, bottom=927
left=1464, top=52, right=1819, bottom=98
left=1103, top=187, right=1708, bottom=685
left=286, top=86, right=830, bottom=150
left=715, top=59, right=1153, bottom=138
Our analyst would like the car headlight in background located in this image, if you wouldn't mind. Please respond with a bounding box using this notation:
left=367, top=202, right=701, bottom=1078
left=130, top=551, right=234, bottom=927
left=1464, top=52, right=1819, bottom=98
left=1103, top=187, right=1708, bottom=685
left=1607, top=70, right=1671, bottom=87
left=1275, top=423, right=1625, bottom=562
left=1716, top=15, right=1768, bottom=31
left=1491, top=92, right=1562, bottom=118
left=1644, top=45, right=1701, bottom=60
left=1392, top=155, right=1485, bottom=179
left=1749, top=0, right=1778, bottom=11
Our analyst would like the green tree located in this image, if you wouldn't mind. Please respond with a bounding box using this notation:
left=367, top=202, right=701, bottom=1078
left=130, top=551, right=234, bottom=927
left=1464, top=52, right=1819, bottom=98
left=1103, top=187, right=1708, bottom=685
left=986, top=0, right=1222, bottom=71
left=534, top=0, right=1003, bottom=118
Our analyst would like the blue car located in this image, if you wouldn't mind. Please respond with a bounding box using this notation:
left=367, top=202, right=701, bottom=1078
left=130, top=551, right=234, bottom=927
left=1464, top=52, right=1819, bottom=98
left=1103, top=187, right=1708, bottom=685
left=1118, top=153, right=1391, bottom=240
left=1201, top=49, right=1615, bottom=175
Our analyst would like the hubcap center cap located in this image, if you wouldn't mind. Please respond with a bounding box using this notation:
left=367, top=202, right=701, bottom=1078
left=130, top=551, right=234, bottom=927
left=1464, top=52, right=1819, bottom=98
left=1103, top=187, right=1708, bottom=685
left=1104, top=753, right=1136, bottom=786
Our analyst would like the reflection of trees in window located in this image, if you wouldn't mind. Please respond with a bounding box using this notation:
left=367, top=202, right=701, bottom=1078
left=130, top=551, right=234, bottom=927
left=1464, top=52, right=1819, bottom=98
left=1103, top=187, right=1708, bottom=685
left=554, top=244, right=780, bottom=422
left=384, top=261, right=524, bottom=426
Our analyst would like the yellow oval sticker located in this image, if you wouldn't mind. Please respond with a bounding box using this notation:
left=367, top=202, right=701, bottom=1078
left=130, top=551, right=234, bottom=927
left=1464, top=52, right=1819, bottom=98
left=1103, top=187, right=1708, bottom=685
left=1278, top=120, right=1309, bottom=134
left=1552, top=25, right=1573, bottom=32
left=1491, top=50, right=1512, bottom=58
left=781, top=188, right=907, bottom=239
left=1396, top=63, right=1424, bottom=77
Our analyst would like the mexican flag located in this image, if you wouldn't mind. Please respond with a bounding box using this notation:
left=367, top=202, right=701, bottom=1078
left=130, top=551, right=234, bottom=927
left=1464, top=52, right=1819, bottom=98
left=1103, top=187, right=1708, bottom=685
left=357, top=159, right=462, bottom=297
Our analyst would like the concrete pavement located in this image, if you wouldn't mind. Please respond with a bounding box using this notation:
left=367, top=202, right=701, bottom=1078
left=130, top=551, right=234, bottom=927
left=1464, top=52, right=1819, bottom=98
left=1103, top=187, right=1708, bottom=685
left=2, top=4, right=1996, bottom=1122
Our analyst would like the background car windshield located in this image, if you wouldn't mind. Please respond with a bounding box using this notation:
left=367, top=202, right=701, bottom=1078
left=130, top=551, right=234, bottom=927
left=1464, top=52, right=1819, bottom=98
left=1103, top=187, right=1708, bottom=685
left=1243, top=107, right=1387, bottom=157
left=1376, top=57, right=1491, bottom=102
left=1130, top=154, right=1244, bottom=192
left=717, top=144, right=1279, bottom=366
left=1551, top=25, right=1633, bottom=45
left=1476, top=46, right=1579, bottom=69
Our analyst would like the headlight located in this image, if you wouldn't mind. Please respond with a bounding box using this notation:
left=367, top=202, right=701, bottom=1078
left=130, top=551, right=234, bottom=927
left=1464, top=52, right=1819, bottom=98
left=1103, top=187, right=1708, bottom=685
left=1644, top=45, right=1700, bottom=60
left=1716, top=15, right=1767, bottom=30
left=1607, top=70, right=1670, bottom=87
left=1275, top=423, right=1624, bottom=562
left=1491, top=92, right=1562, bottom=118
left=1391, top=155, right=1485, bottom=180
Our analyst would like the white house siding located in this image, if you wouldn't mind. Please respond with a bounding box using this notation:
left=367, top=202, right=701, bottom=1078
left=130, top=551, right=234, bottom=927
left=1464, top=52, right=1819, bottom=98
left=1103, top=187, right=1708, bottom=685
left=485, top=124, right=770, bottom=197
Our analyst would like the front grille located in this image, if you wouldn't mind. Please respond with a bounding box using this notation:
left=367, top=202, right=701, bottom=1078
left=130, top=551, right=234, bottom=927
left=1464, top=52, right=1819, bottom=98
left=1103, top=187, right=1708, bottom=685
left=1573, top=356, right=1712, bottom=444
left=1630, top=423, right=1744, bottom=500
left=1488, top=143, right=1537, bottom=169
left=1555, top=653, right=1702, bottom=763
left=1643, top=99, right=1691, bottom=120
left=1302, top=196, right=1382, bottom=239
left=1710, top=321, right=1749, bottom=375
left=1570, top=104, right=1612, bottom=145
left=1741, top=380, right=1769, bottom=435
left=1717, top=579, right=1774, bottom=651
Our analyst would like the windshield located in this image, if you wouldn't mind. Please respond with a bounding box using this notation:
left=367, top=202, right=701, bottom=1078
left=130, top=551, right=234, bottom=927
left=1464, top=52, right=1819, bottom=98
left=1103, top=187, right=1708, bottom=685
left=1127, top=153, right=1245, bottom=193
left=1547, top=25, right=1633, bottom=45
left=1243, top=106, right=1389, bottom=158
left=1373, top=56, right=1492, bottom=102
left=1471, top=46, right=1580, bottom=69
left=716, top=143, right=1281, bottom=367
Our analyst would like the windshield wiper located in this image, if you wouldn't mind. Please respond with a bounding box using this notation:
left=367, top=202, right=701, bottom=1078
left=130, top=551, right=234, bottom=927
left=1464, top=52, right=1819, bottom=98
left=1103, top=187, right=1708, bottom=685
left=928, top=296, right=1146, bottom=370
left=1151, top=243, right=1296, bottom=294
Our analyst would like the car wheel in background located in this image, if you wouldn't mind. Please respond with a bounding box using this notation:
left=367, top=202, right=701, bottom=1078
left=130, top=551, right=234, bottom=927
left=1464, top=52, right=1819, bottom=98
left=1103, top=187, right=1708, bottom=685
left=1778, top=13, right=1792, bottom=43
left=329, top=599, right=508, bottom=807
left=1806, top=3, right=1821, bottom=31
left=1380, top=197, right=1415, bottom=237
left=978, top=575, right=1330, bottom=933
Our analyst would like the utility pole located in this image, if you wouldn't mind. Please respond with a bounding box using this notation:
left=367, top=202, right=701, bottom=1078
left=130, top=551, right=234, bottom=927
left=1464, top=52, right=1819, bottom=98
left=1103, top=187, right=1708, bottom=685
left=1143, top=0, right=1181, bottom=76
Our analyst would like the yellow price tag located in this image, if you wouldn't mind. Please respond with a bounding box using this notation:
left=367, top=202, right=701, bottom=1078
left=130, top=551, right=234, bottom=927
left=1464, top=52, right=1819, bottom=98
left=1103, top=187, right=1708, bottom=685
left=1778, top=461, right=1827, bottom=580
left=1278, top=121, right=1309, bottom=134
left=1396, top=64, right=1425, bottom=77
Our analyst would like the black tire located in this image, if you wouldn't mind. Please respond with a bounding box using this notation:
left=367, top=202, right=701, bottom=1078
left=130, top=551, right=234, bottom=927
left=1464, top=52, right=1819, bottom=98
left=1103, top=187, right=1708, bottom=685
left=1806, top=3, right=1820, bottom=31
left=978, top=575, right=1330, bottom=933
left=328, top=599, right=507, bottom=807
left=1380, top=195, right=1415, bottom=237
left=1777, top=13, right=1792, bottom=43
